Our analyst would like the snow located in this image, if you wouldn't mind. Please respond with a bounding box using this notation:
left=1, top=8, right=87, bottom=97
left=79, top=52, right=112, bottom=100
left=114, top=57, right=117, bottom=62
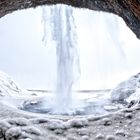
left=111, top=72, right=140, bottom=104
left=0, top=71, right=34, bottom=98
left=5, top=127, right=22, bottom=139
left=66, top=118, right=88, bottom=128
left=0, top=71, right=140, bottom=139
left=0, top=5, right=140, bottom=140
left=0, top=71, right=49, bottom=113
left=0, top=71, right=22, bottom=96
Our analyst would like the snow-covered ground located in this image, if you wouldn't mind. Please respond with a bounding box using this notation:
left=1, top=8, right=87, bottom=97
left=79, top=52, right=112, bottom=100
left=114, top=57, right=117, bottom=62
left=1, top=70, right=140, bottom=116
left=0, top=71, right=124, bottom=116
left=0, top=71, right=140, bottom=139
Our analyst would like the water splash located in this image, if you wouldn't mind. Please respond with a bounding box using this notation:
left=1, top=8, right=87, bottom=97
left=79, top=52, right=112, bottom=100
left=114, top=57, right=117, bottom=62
left=42, top=5, right=80, bottom=114
left=40, top=7, right=128, bottom=115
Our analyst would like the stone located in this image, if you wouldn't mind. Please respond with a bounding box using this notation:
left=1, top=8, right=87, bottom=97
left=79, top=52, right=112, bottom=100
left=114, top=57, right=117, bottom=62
left=54, top=129, right=64, bottom=134
left=48, top=136, right=59, bottom=140
left=125, top=113, right=133, bottom=119
left=0, top=120, right=11, bottom=134
left=88, top=116, right=101, bottom=121
left=111, top=76, right=139, bottom=103
left=67, top=119, right=88, bottom=128
left=101, top=118, right=112, bottom=126
left=115, top=130, right=125, bottom=137
left=7, top=118, right=29, bottom=126
left=82, top=135, right=89, bottom=140
left=106, top=135, right=116, bottom=140
left=46, top=120, right=66, bottom=130
left=19, top=138, right=32, bottom=140
left=5, top=127, right=22, bottom=140
left=66, top=136, right=77, bottom=140
left=77, top=128, right=89, bottom=136
left=22, top=126, right=41, bottom=136
left=29, top=118, right=49, bottom=124
left=95, top=134, right=105, bottom=139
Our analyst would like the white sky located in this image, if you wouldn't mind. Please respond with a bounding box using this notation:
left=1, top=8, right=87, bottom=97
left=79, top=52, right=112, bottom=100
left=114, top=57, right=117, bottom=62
left=0, top=6, right=140, bottom=90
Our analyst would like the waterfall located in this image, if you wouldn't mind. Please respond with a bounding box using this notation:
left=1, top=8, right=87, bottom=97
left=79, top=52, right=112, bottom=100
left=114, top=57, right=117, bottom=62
left=42, top=5, right=80, bottom=114
left=41, top=6, right=128, bottom=115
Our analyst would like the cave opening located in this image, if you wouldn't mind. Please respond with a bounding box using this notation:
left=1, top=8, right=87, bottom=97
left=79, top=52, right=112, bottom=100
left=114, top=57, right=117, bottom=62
left=0, top=5, right=140, bottom=115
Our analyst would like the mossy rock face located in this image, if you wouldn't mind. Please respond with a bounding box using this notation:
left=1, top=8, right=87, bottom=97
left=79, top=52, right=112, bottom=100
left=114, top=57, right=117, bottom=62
left=0, top=0, right=140, bottom=39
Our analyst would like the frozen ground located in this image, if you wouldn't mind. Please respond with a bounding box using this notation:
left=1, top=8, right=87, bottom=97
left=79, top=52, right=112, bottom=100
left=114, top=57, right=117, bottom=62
left=1, top=71, right=140, bottom=140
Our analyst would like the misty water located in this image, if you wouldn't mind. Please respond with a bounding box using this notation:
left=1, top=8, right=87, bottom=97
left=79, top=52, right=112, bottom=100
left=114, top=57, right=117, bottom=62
left=1, top=5, right=140, bottom=115
left=42, top=6, right=80, bottom=114
left=21, top=5, right=127, bottom=115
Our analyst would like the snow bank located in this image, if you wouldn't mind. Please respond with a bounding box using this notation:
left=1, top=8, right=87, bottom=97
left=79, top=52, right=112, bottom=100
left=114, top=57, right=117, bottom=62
left=111, top=72, right=140, bottom=103
left=0, top=71, right=23, bottom=96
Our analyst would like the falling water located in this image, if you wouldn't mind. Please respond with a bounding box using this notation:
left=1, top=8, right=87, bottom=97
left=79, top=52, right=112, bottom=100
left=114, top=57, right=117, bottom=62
left=42, top=5, right=80, bottom=114
left=14, top=6, right=134, bottom=115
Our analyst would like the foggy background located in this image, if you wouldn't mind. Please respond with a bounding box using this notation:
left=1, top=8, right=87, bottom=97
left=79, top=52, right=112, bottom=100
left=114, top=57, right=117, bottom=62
left=0, top=6, right=140, bottom=90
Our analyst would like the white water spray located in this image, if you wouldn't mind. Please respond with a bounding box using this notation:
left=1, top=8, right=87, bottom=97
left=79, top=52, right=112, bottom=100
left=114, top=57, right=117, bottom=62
left=41, top=6, right=128, bottom=115
left=42, top=5, right=80, bottom=114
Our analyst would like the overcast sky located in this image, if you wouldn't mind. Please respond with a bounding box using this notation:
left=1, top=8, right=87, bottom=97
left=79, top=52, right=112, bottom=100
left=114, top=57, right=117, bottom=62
left=0, top=6, right=140, bottom=90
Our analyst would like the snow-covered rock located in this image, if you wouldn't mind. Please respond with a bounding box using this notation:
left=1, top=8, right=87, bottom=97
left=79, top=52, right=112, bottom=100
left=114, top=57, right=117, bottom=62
left=0, top=71, right=23, bottom=96
left=0, top=120, right=11, bottom=134
left=66, top=118, right=88, bottom=128
left=5, top=127, right=22, bottom=140
left=22, top=126, right=42, bottom=136
left=0, top=71, right=40, bottom=110
left=111, top=73, right=140, bottom=103
left=46, top=120, right=66, bottom=130
left=7, top=118, right=29, bottom=126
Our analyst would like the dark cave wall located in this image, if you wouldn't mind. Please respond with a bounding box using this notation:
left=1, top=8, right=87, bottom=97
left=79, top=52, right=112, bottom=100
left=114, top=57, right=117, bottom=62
left=0, top=0, right=140, bottom=39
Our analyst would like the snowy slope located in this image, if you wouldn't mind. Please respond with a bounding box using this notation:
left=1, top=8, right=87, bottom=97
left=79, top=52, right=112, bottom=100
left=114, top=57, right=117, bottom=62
left=0, top=71, right=23, bottom=96
left=111, top=72, right=140, bottom=103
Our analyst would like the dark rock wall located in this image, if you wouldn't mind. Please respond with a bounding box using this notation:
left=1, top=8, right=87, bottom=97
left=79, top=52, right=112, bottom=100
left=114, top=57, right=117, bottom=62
left=0, top=0, right=140, bottom=39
